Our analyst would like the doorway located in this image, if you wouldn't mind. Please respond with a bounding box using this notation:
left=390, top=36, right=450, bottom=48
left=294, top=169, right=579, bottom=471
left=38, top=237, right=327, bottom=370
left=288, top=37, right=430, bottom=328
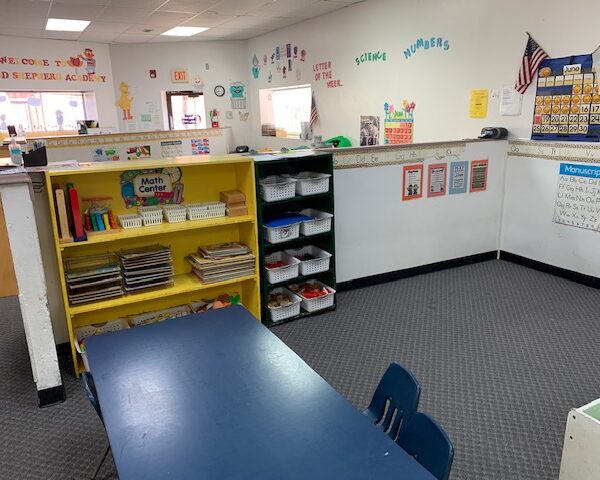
left=165, top=91, right=206, bottom=130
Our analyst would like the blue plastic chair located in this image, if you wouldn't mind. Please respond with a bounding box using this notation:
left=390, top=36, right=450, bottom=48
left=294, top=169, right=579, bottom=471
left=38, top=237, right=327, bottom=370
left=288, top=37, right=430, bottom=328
left=82, top=372, right=110, bottom=479
left=363, top=362, right=421, bottom=441
left=396, top=412, right=454, bottom=480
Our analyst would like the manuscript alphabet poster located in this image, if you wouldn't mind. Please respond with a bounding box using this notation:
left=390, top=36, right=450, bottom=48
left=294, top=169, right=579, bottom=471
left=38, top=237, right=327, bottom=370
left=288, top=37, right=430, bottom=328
left=554, top=162, right=600, bottom=230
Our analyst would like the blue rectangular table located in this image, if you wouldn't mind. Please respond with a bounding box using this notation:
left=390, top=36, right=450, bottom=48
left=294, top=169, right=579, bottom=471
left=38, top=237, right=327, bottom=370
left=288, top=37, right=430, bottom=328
left=86, top=305, right=435, bottom=479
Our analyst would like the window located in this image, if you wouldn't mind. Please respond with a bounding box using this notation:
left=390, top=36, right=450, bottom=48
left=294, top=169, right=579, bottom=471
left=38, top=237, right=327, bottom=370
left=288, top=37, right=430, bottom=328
left=260, top=85, right=311, bottom=139
left=0, top=90, right=98, bottom=134
left=165, top=91, right=207, bottom=130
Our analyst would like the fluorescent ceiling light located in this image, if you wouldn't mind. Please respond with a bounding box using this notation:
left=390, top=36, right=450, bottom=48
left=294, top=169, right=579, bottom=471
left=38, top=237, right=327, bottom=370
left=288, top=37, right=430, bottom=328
left=46, top=18, right=91, bottom=32
left=161, top=26, right=209, bottom=37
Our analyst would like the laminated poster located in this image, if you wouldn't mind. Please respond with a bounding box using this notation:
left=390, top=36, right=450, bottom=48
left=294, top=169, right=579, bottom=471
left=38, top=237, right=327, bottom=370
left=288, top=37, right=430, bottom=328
left=449, top=161, right=469, bottom=194
left=191, top=138, right=210, bottom=155
left=160, top=140, right=183, bottom=158
left=126, top=145, right=151, bottom=160
left=470, top=159, right=489, bottom=192
left=553, top=162, right=600, bottom=231
left=469, top=89, right=488, bottom=119
left=427, top=163, right=447, bottom=197
left=402, top=164, right=423, bottom=201
left=92, top=146, right=120, bottom=162
left=360, top=115, right=380, bottom=146
left=120, top=167, right=184, bottom=208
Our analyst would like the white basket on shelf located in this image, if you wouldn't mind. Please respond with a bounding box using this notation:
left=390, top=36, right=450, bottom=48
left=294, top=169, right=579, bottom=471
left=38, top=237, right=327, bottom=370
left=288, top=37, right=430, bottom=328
left=259, top=175, right=297, bottom=202
left=74, top=318, right=129, bottom=371
left=299, top=209, right=333, bottom=236
left=163, top=204, right=187, bottom=223
left=265, top=251, right=300, bottom=284
left=293, top=172, right=331, bottom=196
left=118, top=214, right=143, bottom=229
left=291, top=280, right=336, bottom=313
left=267, top=287, right=302, bottom=323
left=285, top=245, right=332, bottom=275
left=138, top=206, right=163, bottom=226
left=128, top=305, right=191, bottom=327
left=264, top=222, right=300, bottom=244
left=186, top=201, right=226, bottom=220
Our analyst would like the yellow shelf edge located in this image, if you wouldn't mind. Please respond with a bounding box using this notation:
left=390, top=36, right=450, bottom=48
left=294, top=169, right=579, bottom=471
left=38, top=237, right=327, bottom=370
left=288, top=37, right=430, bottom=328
left=60, top=215, right=256, bottom=249
left=68, top=272, right=258, bottom=316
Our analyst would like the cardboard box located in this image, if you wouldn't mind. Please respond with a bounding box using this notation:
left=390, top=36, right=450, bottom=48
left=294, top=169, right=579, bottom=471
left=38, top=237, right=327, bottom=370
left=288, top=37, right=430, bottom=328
left=227, top=205, right=248, bottom=217
left=226, top=201, right=246, bottom=209
left=220, top=190, right=245, bottom=204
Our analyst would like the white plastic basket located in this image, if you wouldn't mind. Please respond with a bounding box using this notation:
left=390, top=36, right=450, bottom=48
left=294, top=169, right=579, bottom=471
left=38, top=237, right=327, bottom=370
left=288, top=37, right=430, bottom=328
left=285, top=245, right=332, bottom=275
left=299, top=209, right=333, bottom=236
left=265, top=251, right=301, bottom=284
left=264, top=222, right=300, bottom=244
left=128, top=305, right=191, bottom=327
left=74, top=318, right=129, bottom=371
left=163, top=204, right=187, bottom=223
left=138, top=206, right=163, bottom=226
left=293, top=171, right=331, bottom=196
left=267, top=287, right=302, bottom=323
left=259, top=175, right=297, bottom=202
left=186, top=201, right=226, bottom=220
left=291, top=280, right=336, bottom=313
left=118, top=214, right=143, bottom=229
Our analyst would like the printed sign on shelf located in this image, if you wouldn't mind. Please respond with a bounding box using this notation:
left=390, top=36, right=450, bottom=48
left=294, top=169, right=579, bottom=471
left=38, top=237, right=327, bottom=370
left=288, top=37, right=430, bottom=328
left=469, top=159, right=488, bottom=192
left=191, top=138, right=210, bottom=155
left=125, top=145, right=151, bottom=160
left=92, top=146, right=120, bottom=162
left=160, top=140, right=183, bottom=158
left=120, top=167, right=184, bottom=208
left=554, top=162, right=600, bottom=230
left=449, top=161, right=469, bottom=194
left=428, top=163, right=447, bottom=197
left=402, top=164, right=423, bottom=201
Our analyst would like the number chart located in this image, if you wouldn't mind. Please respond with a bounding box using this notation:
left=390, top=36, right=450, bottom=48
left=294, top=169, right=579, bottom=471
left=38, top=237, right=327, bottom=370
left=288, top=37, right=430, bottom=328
left=532, top=54, right=600, bottom=142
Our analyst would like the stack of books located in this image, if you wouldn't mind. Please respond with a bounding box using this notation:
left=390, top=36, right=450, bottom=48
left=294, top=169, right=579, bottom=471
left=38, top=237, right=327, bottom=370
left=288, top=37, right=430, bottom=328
left=64, top=253, right=123, bottom=304
left=118, top=244, right=175, bottom=292
left=187, top=242, right=255, bottom=284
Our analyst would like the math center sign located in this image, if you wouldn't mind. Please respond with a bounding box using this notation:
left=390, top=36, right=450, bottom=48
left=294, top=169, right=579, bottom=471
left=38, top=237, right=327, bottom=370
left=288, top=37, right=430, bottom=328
left=121, top=168, right=184, bottom=207
left=554, top=163, right=600, bottom=231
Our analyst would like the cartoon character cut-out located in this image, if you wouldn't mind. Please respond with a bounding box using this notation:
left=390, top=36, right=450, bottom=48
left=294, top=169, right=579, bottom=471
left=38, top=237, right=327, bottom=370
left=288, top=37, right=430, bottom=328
left=79, top=48, right=96, bottom=75
left=229, top=82, right=246, bottom=109
left=117, top=82, right=134, bottom=121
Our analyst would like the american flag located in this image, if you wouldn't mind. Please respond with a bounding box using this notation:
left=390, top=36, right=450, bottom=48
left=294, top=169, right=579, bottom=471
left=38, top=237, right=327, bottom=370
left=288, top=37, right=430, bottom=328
left=515, top=34, right=548, bottom=94
left=310, top=93, right=318, bottom=127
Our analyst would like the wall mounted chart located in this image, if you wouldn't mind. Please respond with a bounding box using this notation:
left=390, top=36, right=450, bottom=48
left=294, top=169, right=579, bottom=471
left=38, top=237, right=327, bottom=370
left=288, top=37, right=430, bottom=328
left=532, top=54, right=600, bottom=142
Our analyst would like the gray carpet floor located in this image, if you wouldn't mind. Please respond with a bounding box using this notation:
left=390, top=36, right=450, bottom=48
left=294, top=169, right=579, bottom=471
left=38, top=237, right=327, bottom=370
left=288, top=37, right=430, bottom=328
left=1, top=260, right=599, bottom=479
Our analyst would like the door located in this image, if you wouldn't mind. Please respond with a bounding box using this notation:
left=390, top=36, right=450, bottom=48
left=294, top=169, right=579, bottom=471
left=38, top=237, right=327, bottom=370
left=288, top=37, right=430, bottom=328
left=165, top=91, right=207, bottom=130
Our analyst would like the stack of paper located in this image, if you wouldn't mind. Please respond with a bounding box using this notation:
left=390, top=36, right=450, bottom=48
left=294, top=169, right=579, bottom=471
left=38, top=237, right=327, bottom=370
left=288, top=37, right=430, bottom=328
left=118, top=244, right=174, bottom=292
left=64, top=254, right=123, bottom=304
left=188, top=242, right=255, bottom=284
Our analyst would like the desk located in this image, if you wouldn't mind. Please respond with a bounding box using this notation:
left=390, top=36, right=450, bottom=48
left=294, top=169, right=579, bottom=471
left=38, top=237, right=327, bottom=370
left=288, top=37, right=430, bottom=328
left=86, top=305, right=434, bottom=479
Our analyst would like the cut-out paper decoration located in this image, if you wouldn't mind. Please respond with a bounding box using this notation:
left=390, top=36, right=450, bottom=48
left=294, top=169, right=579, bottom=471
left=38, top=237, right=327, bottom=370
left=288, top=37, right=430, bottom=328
left=263, top=54, right=267, bottom=65
left=531, top=54, right=600, bottom=142
left=251, top=54, right=260, bottom=79
left=192, top=74, right=204, bottom=92
left=225, top=110, right=233, bottom=119
left=469, top=159, right=489, bottom=192
left=355, top=51, right=387, bottom=65
left=116, top=82, right=133, bottom=121
left=449, top=161, right=469, bottom=194
left=428, top=163, right=447, bottom=197
left=126, top=145, right=151, bottom=160
left=214, top=85, right=225, bottom=97
left=191, top=138, right=210, bottom=155
left=402, top=164, right=423, bottom=201
left=239, top=111, right=249, bottom=122
left=384, top=100, right=415, bottom=144
left=93, top=146, right=120, bottom=162
left=313, top=60, right=343, bottom=88
left=360, top=116, right=380, bottom=146
left=230, top=82, right=246, bottom=109
left=404, top=37, right=450, bottom=59
left=120, top=167, right=184, bottom=208
left=268, top=72, right=273, bottom=83
left=263, top=45, right=306, bottom=80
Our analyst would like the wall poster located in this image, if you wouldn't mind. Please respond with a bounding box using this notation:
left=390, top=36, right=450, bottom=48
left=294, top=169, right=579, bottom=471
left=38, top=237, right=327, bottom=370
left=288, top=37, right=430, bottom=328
left=402, top=164, right=423, bottom=201
left=449, top=161, right=469, bottom=194
left=427, top=163, right=447, bottom=197
left=532, top=54, right=600, bottom=142
left=470, top=159, right=489, bottom=192
left=384, top=101, right=415, bottom=144
left=360, top=115, right=380, bottom=146
left=160, top=140, right=183, bottom=158
left=191, top=138, right=210, bottom=155
left=554, top=162, right=600, bottom=230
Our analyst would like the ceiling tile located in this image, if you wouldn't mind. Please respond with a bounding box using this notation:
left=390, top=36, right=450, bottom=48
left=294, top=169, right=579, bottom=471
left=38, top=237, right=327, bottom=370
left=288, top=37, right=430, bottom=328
left=85, top=21, right=133, bottom=33
left=193, top=26, right=246, bottom=38
left=157, top=0, right=220, bottom=14
left=181, top=12, right=236, bottom=27
left=211, top=0, right=272, bottom=15
left=78, top=31, right=120, bottom=42
left=0, top=27, right=46, bottom=39
left=48, top=3, right=106, bottom=20
left=43, top=31, right=82, bottom=41
left=51, top=0, right=111, bottom=5
left=0, top=0, right=51, bottom=17
left=109, top=0, right=166, bottom=8
left=248, top=0, right=318, bottom=17
left=289, top=0, right=351, bottom=18
left=0, top=16, right=46, bottom=30
left=124, top=24, right=161, bottom=34
left=95, top=6, right=153, bottom=23
left=218, top=15, right=275, bottom=29
left=113, top=33, right=156, bottom=43
left=143, top=11, right=196, bottom=27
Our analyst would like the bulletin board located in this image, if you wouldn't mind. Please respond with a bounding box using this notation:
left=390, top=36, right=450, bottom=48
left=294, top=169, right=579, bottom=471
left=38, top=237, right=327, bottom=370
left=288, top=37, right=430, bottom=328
left=531, top=54, right=600, bottom=142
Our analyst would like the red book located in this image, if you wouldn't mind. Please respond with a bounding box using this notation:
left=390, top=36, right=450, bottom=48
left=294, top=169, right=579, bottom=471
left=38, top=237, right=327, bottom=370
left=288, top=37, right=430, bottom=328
left=67, top=184, right=85, bottom=239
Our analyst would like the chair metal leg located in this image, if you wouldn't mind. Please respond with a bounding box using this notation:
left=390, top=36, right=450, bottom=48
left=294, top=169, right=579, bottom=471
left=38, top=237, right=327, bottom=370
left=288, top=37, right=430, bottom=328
left=91, top=443, right=110, bottom=480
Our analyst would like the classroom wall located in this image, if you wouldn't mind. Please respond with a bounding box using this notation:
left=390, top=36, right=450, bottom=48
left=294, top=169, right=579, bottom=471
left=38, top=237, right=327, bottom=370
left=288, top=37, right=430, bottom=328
left=109, top=41, right=251, bottom=148
left=246, top=0, right=600, bottom=150
left=0, top=36, right=118, bottom=130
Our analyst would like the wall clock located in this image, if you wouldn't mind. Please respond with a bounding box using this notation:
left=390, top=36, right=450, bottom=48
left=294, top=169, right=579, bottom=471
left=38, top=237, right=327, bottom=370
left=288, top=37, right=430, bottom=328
left=214, top=85, right=225, bottom=97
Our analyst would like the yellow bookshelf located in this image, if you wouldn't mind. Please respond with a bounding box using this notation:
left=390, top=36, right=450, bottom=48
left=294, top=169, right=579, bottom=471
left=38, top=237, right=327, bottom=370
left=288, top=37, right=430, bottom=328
left=45, top=155, right=261, bottom=375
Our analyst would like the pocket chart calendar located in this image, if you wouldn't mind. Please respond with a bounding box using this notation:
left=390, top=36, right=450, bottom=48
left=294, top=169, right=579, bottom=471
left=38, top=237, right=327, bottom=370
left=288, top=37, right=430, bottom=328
left=532, top=54, right=600, bottom=142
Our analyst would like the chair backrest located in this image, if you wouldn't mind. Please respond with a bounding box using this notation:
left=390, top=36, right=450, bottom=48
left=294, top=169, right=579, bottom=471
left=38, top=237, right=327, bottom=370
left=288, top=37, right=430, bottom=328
left=396, top=412, right=454, bottom=480
left=364, top=362, right=420, bottom=441
left=82, top=372, right=103, bottom=423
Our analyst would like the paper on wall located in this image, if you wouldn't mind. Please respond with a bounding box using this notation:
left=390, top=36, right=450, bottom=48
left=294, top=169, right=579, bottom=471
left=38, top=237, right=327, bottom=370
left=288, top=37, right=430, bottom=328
left=500, top=86, right=522, bottom=116
left=469, top=89, right=488, bottom=118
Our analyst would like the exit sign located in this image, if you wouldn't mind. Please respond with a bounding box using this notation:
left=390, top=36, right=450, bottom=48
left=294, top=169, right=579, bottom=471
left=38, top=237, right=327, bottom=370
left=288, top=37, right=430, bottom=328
left=171, top=69, right=188, bottom=83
